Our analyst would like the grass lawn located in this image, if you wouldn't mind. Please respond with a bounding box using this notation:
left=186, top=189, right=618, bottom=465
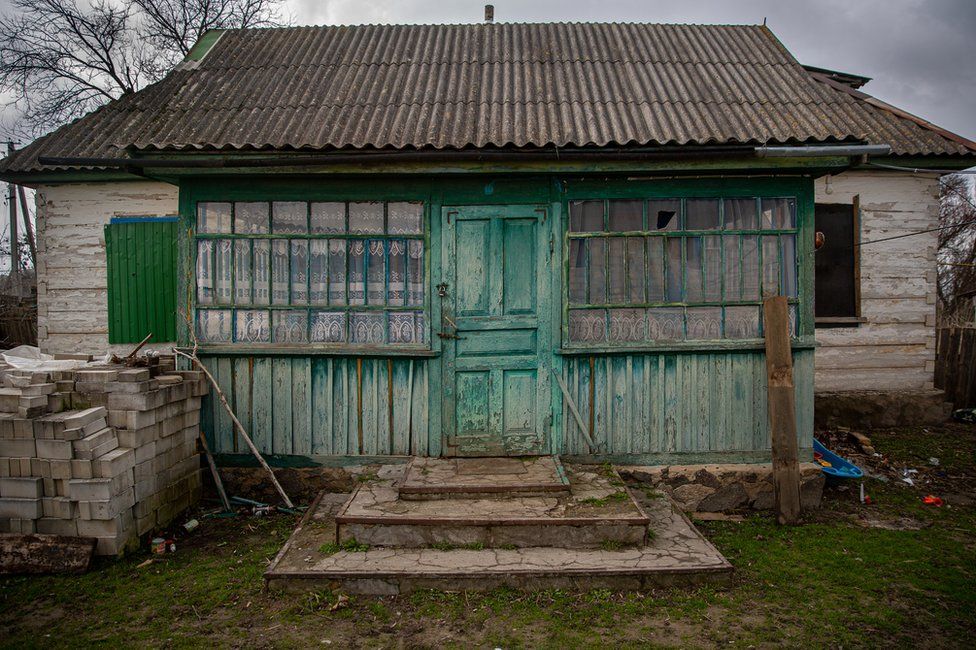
left=2, top=424, right=974, bottom=648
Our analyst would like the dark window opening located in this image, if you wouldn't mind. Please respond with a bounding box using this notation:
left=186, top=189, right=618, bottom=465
left=814, top=200, right=861, bottom=327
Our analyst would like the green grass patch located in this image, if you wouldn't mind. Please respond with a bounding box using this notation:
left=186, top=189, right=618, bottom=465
left=318, top=538, right=370, bottom=555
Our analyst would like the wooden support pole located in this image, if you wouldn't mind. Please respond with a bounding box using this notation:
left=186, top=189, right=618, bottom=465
left=763, top=296, right=801, bottom=525
left=16, top=185, right=35, bottom=267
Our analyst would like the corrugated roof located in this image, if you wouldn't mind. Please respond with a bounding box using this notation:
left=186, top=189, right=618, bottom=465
left=3, top=22, right=974, bottom=173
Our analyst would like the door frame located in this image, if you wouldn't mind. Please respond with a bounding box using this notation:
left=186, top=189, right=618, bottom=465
left=439, top=203, right=557, bottom=457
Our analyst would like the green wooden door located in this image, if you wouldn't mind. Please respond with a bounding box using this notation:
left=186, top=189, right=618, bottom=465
left=441, top=205, right=553, bottom=457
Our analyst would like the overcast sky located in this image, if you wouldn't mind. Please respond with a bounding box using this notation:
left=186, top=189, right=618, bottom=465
left=282, top=0, right=976, bottom=141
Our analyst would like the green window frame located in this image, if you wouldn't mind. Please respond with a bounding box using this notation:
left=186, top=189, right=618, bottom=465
left=192, top=200, right=429, bottom=349
left=564, top=197, right=799, bottom=347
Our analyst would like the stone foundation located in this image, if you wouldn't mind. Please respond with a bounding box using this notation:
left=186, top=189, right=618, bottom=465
left=618, top=463, right=825, bottom=513
left=814, top=390, right=952, bottom=429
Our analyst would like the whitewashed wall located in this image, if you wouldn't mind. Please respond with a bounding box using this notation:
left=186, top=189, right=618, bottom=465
left=34, top=181, right=179, bottom=355
left=813, top=170, right=940, bottom=392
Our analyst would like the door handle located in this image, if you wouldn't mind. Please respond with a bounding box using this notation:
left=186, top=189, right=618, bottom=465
left=438, top=314, right=465, bottom=340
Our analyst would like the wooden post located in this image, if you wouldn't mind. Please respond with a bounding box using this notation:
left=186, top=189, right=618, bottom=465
left=763, top=296, right=801, bottom=525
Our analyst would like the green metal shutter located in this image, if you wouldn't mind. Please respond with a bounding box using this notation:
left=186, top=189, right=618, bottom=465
left=104, top=218, right=179, bottom=344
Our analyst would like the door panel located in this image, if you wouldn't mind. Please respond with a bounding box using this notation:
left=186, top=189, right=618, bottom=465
left=442, top=205, right=552, bottom=457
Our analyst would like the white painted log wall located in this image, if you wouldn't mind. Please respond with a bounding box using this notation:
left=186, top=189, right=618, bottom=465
left=33, top=181, right=179, bottom=355
left=813, top=170, right=940, bottom=392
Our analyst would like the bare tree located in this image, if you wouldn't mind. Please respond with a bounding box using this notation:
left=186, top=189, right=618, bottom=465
left=0, top=0, right=286, bottom=134
left=937, top=175, right=976, bottom=326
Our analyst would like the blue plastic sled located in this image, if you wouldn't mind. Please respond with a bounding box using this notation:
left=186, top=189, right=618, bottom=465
left=813, top=438, right=864, bottom=480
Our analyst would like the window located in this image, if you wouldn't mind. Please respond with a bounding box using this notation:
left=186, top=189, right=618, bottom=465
left=566, top=197, right=799, bottom=346
left=194, top=201, right=426, bottom=347
left=814, top=200, right=860, bottom=326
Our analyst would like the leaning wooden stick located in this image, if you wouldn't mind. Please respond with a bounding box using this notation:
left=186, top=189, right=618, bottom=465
left=174, top=343, right=294, bottom=509
left=197, top=425, right=232, bottom=512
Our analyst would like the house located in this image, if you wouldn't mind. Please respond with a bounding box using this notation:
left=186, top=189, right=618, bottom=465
left=1, top=22, right=973, bottom=468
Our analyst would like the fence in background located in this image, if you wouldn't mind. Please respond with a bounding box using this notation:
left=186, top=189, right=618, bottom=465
left=935, top=327, right=976, bottom=408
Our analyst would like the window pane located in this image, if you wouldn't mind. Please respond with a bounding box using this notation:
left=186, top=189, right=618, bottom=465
left=196, top=309, right=232, bottom=342
left=271, top=240, right=289, bottom=305
left=647, top=307, right=684, bottom=340
left=723, top=236, right=741, bottom=301
left=646, top=237, right=665, bottom=301
left=686, top=307, right=722, bottom=339
left=761, top=198, right=796, bottom=229
left=310, top=202, right=345, bottom=234
left=686, top=199, right=720, bottom=230
left=214, top=239, right=233, bottom=305
left=703, top=235, right=723, bottom=302
left=725, top=306, right=760, bottom=339
left=235, top=202, right=269, bottom=234
left=723, top=198, right=757, bottom=230
left=197, top=202, right=231, bottom=234
left=367, top=240, right=386, bottom=305
left=196, top=240, right=214, bottom=305
left=309, top=240, right=328, bottom=305
left=665, top=237, right=682, bottom=301
left=762, top=235, right=781, bottom=297
left=609, top=308, right=646, bottom=342
left=389, top=311, right=424, bottom=344
left=290, top=240, right=309, bottom=305
left=789, top=304, right=798, bottom=337
left=388, top=239, right=406, bottom=306
left=348, top=239, right=365, bottom=305
left=407, top=240, right=425, bottom=306
left=349, top=202, right=384, bottom=234
left=310, top=311, right=346, bottom=343
left=608, top=237, right=627, bottom=303
left=626, top=237, right=645, bottom=303
left=648, top=199, right=680, bottom=231
left=685, top=237, right=703, bottom=302
left=608, top=200, right=642, bottom=232
left=587, top=238, right=607, bottom=304
left=272, top=201, right=307, bottom=234
left=741, top=235, right=760, bottom=300
left=273, top=310, right=308, bottom=343
left=235, top=309, right=270, bottom=343
left=350, top=312, right=385, bottom=344
left=781, top=234, right=797, bottom=298
left=253, top=240, right=271, bottom=305
left=233, top=240, right=252, bottom=304
left=568, top=239, right=587, bottom=304
left=569, top=200, right=604, bottom=232
left=328, top=240, right=347, bottom=305
left=388, top=202, right=423, bottom=234
left=569, top=309, right=607, bottom=343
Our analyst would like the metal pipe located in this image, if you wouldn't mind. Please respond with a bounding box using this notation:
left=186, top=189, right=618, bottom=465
left=755, top=144, right=891, bottom=157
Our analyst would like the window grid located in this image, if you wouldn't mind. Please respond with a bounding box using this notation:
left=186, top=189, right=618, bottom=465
left=194, top=201, right=428, bottom=347
left=566, top=197, right=799, bottom=346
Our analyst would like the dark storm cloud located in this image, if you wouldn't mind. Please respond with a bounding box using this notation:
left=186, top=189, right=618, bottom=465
left=287, top=0, right=976, bottom=141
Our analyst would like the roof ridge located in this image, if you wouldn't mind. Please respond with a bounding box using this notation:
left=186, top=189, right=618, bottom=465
left=218, top=22, right=767, bottom=32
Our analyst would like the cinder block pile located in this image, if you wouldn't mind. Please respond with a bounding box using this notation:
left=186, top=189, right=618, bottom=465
left=0, top=358, right=207, bottom=555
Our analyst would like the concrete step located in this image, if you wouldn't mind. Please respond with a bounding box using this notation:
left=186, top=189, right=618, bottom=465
left=266, top=488, right=733, bottom=595
left=397, top=456, right=570, bottom=500
left=335, top=464, right=650, bottom=549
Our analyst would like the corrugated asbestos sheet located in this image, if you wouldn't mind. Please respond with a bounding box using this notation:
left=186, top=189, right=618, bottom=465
left=2, top=22, right=973, bottom=172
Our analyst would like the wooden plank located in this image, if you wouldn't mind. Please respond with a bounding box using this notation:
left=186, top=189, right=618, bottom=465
left=310, top=358, right=331, bottom=455
left=291, top=357, right=312, bottom=455
left=231, top=357, right=252, bottom=453
left=392, top=360, right=411, bottom=455
left=0, top=533, right=96, bottom=574
left=271, top=357, right=293, bottom=455
left=250, top=357, right=273, bottom=454
left=215, top=357, right=234, bottom=453
left=763, top=296, right=801, bottom=525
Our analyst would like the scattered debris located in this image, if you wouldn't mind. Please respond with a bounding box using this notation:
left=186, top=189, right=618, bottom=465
left=952, top=408, right=976, bottom=424
left=928, top=457, right=940, bottom=467
left=0, top=533, right=95, bottom=574
left=922, top=495, right=944, bottom=507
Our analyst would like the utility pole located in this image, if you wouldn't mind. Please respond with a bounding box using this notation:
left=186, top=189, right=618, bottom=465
left=5, top=141, right=18, bottom=276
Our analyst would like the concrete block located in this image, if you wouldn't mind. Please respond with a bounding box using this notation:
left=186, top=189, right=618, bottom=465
left=124, top=410, right=159, bottom=431
left=116, top=425, right=158, bottom=448
left=13, top=418, right=33, bottom=439
left=134, top=477, right=156, bottom=502
left=20, top=383, right=56, bottom=397
left=8, top=518, right=36, bottom=533
left=118, top=368, right=151, bottom=382
left=134, top=441, right=157, bottom=464
left=69, top=472, right=134, bottom=501
left=93, top=447, right=135, bottom=478
left=78, top=488, right=135, bottom=520
left=50, top=459, right=72, bottom=480
left=41, top=497, right=74, bottom=519
left=71, top=459, right=94, bottom=479
left=43, top=477, right=56, bottom=497
left=72, top=427, right=117, bottom=454
left=133, top=459, right=154, bottom=483
left=54, top=478, right=70, bottom=497
left=0, top=497, right=42, bottom=519
left=0, top=439, right=36, bottom=458
left=74, top=437, right=119, bottom=461
left=77, top=509, right=133, bottom=537
left=36, top=517, right=78, bottom=536
left=30, top=458, right=52, bottom=478
left=75, top=369, right=119, bottom=383
left=63, top=407, right=108, bottom=430
left=0, top=458, right=8, bottom=477
left=0, top=477, right=43, bottom=499
left=19, top=395, right=49, bottom=409
left=35, top=439, right=73, bottom=460
left=47, top=393, right=68, bottom=413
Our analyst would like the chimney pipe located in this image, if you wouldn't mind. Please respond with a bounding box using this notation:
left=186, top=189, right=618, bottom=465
left=485, top=4, right=494, bottom=23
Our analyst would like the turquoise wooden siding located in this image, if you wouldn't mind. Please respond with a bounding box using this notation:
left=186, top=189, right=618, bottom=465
left=200, top=356, right=430, bottom=458
left=105, top=218, right=178, bottom=344
left=558, top=349, right=814, bottom=458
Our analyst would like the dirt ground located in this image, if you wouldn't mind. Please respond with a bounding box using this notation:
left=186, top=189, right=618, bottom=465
left=1, top=422, right=975, bottom=648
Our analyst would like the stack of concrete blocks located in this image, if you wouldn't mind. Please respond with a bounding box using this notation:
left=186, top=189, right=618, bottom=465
left=0, top=359, right=207, bottom=555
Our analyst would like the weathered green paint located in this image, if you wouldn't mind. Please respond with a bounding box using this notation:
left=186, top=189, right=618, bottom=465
left=104, top=218, right=178, bottom=344
left=441, top=205, right=554, bottom=456
left=184, top=29, right=225, bottom=61
left=180, top=173, right=817, bottom=466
